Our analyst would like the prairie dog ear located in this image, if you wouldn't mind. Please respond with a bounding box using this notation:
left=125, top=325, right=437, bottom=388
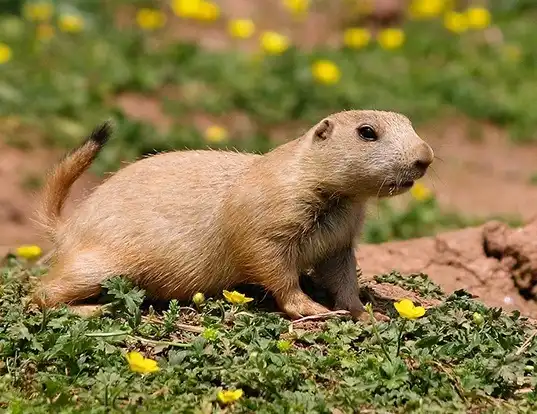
left=313, top=119, right=334, bottom=141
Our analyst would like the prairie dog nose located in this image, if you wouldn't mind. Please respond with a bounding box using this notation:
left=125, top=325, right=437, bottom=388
left=413, top=142, right=434, bottom=175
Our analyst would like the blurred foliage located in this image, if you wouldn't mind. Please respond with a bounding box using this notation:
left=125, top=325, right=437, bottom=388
left=1, top=1, right=536, bottom=155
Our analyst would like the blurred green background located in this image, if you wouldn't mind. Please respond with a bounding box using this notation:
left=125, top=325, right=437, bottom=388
left=1, top=0, right=536, bottom=249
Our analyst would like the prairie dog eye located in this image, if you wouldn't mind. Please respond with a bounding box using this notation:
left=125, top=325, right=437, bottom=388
left=357, top=125, right=378, bottom=141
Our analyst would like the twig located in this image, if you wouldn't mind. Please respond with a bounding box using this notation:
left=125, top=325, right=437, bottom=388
left=430, top=361, right=466, bottom=402
left=85, top=330, right=191, bottom=347
left=291, top=310, right=350, bottom=324
left=233, top=311, right=256, bottom=318
left=128, top=335, right=191, bottom=348
left=515, top=330, right=537, bottom=356
left=515, top=387, right=534, bottom=395
left=86, top=331, right=129, bottom=338
left=178, top=306, right=198, bottom=314
left=172, top=323, right=203, bottom=334
left=141, top=315, right=203, bottom=333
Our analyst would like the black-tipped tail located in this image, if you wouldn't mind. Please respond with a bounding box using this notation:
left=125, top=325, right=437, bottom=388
left=85, top=120, right=114, bottom=148
left=36, top=120, right=114, bottom=240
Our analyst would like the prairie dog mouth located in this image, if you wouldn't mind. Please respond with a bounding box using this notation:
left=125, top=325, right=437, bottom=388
left=387, top=180, right=414, bottom=195
left=399, top=180, right=415, bottom=189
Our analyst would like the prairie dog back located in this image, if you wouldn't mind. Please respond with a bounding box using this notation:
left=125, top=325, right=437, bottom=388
left=55, top=150, right=259, bottom=299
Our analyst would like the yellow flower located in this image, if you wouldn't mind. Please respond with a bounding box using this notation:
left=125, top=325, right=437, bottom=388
left=58, top=14, right=84, bottom=33
left=194, top=1, right=220, bottom=22
left=171, top=0, right=201, bottom=18
left=23, top=1, right=53, bottom=22
left=223, top=290, right=254, bottom=305
left=0, top=43, right=13, bottom=65
left=465, top=7, right=491, bottom=30
left=36, top=24, right=55, bottom=42
left=282, top=0, right=310, bottom=17
left=228, top=19, right=255, bottom=39
left=409, top=0, right=445, bottom=19
left=217, top=389, right=243, bottom=404
left=443, top=11, right=468, bottom=34
left=260, top=31, right=290, bottom=55
left=193, top=292, right=205, bottom=305
left=377, top=28, right=405, bottom=50
left=15, top=245, right=42, bottom=260
left=136, top=8, right=166, bottom=31
left=410, top=182, right=433, bottom=201
left=311, top=60, right=341, bottom=85
left=394, top=299, right=426, bottom=319
left=204, top=125, right=228, bottom=143
left=343, top=28, right=371, bottom=49
left=125, top=351, right=159, bottom=374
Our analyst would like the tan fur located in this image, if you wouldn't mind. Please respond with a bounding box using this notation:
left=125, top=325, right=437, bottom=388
left=35, top=122, right=111, bottom=241
left=31, top=110, right=434, bottom=319
left=36, top=141, right=99, bottom=239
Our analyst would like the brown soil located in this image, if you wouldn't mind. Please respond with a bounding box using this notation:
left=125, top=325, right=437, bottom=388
left=418, top=117, right=537, bottom=221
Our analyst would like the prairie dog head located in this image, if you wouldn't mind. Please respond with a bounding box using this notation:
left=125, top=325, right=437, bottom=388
left=304, top=110, right=434, bottom=197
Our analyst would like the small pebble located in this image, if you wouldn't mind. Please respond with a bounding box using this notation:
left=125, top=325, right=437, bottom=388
left=503, top=296, right=514, bottom=305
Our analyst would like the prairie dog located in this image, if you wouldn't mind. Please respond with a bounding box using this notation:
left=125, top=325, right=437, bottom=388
left=32, top=110, right=434, bottom=319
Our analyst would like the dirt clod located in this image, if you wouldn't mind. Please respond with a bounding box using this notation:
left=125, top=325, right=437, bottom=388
left=483, top=219, right=537, bottom=299
left=358, top=220, right=537, bottom=318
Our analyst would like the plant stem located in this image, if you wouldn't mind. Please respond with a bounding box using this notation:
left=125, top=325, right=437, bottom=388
left=366, top=305, right=392, bottom=362
left=39, top=306, right=48, bottom=333
left=103, top=384, right=108, bottom=408
left=85, top=330, right=191, bottom=347
left=396, top=319, right=408, bottom=358
left=128, top=335, right=191, bottom=348
left=86, top=330, right=131, bottom=337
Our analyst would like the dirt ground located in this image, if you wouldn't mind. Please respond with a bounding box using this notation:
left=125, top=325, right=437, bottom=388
left=3, top=0, right=537, bottom=316
left=358, top=219, right=537, bottom=319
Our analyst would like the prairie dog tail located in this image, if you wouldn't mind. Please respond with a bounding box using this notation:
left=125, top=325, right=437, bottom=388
left=36, top=121, right=113, bottom=240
